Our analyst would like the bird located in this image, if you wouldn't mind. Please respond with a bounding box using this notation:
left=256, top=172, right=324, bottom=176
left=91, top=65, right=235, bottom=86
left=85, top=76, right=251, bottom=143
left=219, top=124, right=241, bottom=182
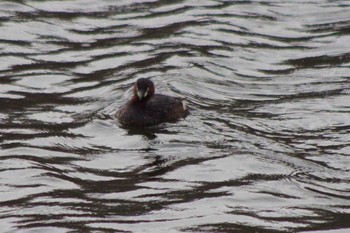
left=116, top=78, right=189, bottom=127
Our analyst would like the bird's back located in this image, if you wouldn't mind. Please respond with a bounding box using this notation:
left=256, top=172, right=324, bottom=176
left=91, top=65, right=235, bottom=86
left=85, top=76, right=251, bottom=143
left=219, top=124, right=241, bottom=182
left=116, top=94, right=188, bottom=127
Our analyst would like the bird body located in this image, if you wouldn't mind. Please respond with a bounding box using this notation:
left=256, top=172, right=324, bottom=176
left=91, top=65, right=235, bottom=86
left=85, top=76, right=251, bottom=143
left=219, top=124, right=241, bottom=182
left=116, top=78, right=188, bottom=127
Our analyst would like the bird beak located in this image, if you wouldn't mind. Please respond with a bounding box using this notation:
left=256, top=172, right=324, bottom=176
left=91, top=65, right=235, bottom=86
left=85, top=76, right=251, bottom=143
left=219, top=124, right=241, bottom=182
left=137, top=90, right=143, bottom=100
left=137, top=88, right=149, bottom=100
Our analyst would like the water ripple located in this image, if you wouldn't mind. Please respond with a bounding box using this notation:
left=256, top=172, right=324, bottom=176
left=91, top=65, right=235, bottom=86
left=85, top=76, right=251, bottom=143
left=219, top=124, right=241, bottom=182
left=1, top=0, right=350, bottom=232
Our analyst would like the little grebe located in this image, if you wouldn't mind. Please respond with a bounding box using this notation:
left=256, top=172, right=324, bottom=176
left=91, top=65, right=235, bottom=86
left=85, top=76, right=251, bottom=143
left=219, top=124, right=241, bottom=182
left=116, top=78, right=189, bottom=127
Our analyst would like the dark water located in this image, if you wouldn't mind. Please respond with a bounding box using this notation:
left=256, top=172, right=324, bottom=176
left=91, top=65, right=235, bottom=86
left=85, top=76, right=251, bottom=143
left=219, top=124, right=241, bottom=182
left=1, top=0, right=350, bottom=232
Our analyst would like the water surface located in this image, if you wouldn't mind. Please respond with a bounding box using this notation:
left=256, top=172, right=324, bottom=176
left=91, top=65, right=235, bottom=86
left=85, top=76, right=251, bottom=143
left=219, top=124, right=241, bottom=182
left=1, top=0, right=350, bottom=232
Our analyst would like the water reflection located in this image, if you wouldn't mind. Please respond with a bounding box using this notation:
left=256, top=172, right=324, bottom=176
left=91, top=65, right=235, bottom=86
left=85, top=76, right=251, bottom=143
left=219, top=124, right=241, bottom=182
left=1, top=0, right=350, bottom=232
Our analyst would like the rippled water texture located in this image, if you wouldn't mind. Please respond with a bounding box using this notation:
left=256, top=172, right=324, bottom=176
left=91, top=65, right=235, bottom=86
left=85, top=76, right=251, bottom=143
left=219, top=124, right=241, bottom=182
left=1, top=0, right=350, bottom=232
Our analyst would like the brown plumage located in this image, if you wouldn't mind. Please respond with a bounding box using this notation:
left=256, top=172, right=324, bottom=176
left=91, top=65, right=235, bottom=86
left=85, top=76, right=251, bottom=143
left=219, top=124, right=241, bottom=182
left=116, top=78, right=189, bottom=127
